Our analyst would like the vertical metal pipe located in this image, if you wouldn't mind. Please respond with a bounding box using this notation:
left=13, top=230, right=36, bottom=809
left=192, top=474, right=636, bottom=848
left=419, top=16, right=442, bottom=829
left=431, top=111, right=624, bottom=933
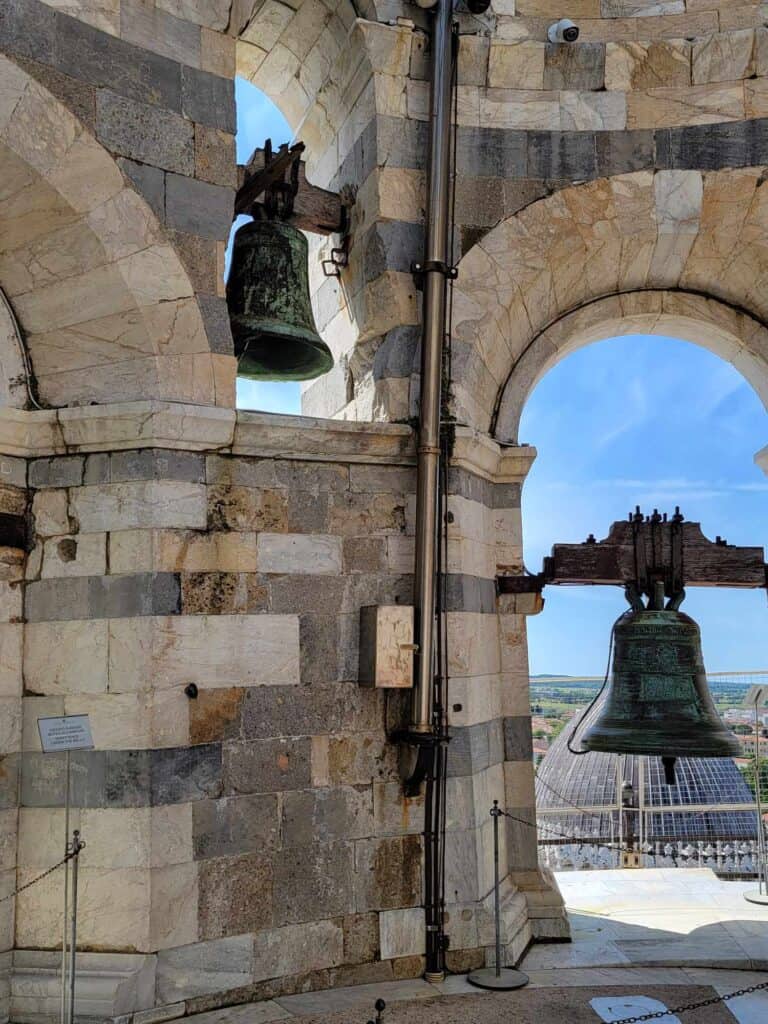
left=410, top=0, right=455, bottom=734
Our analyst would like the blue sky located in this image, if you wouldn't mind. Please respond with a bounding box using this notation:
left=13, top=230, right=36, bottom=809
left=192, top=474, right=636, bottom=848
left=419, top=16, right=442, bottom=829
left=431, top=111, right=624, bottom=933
left=521, top=336, right=768, bottom=675
left=234, top=82, right=768, bottom=674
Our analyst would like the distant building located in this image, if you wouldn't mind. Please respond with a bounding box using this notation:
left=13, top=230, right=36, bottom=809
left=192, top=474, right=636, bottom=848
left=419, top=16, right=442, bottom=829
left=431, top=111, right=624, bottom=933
left=536, top=697, right=760, bottom=875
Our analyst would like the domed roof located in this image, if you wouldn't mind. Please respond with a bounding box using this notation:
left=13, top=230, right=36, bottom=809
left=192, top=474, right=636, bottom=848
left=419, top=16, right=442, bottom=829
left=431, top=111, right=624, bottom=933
left=536, top=697, right=758, bottom=845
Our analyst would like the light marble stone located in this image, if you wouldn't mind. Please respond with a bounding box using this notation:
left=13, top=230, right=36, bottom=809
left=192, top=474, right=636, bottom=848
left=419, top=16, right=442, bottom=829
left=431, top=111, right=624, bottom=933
left=692, top=29, right=755, bottom=85
left=605, top=39, right=691, bottom=90
left=626, top=82, right=745, bottom=128
left=39, top=0, right=120, bottom=34
left=488, top=42, right=545, bottom=90
left=25, top=620, right=108, bottom=696
left=560, top=90, right=627, bottom=130
left=379, top=907, right=425, bottom=959
left=256, top=533, right=342, bottom=575
left=252, top=921, right=344, bottom=983
left=108, top=614, right=301, bottom=691
left=41, top=533, right=106, bottom=578
left=0, top=624, right=22, bottom=698
left=151, top=804, right=194, bottom=869
left=70, top=482, right=207, bottom=532
left=31, top=490, right=69, bottom=537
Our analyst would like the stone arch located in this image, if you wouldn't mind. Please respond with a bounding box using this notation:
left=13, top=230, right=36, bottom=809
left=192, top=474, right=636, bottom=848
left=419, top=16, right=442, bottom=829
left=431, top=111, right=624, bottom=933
left=450, top=169, right=768, bottom=443
left=495, top=291, right=768, bottom=450
left=0, top=54, right=226, bottom=409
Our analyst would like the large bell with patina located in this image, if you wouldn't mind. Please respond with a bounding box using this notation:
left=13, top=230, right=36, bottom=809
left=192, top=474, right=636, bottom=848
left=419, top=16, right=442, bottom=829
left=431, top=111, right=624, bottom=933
left=226, top=219, right=333, bottom=381
left=582, top=584, right=740, bottom=764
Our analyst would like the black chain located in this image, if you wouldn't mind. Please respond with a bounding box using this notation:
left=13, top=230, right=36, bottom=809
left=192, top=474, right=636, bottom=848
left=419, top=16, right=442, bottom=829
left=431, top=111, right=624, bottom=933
left=0, top=850, right=77, bottom=905
left=586, top=977, right=768, bottom=1022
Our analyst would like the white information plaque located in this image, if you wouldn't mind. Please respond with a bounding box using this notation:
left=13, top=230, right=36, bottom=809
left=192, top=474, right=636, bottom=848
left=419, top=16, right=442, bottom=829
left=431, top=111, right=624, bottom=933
left=38, top=715, right=94, bottom=753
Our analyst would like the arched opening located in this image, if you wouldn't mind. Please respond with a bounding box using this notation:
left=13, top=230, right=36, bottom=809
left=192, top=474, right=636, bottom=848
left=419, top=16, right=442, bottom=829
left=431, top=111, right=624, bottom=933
left=519, top=332, right=768, bottom=877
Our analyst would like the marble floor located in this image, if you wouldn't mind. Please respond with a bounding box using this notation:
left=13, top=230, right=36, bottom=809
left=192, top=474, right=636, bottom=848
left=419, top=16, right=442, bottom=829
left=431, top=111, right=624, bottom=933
left=180, top=869, right=768, bottom=1024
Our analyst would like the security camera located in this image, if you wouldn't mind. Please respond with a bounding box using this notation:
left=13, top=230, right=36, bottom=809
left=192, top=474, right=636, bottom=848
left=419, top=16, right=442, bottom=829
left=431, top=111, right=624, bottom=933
left=465, top=0, right=492, bottom=13
left=548, top=18, right=580, bottom=43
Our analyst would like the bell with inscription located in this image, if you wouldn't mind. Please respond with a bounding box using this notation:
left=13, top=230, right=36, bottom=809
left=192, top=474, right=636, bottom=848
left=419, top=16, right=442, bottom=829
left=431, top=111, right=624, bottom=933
left=582, top=581, right=740, bottom=781
left=226, top=219, right=333, bottom=381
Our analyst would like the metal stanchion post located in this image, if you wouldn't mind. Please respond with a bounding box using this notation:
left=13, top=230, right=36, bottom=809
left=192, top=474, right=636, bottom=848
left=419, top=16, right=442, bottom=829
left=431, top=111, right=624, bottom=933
left=68, top=830, right=85, bottom=1024
left=60, top=750, right=71, bottom=1024
left=468, top=802, right=529, bottom=990
left=745, top=691, right=768, bottom=905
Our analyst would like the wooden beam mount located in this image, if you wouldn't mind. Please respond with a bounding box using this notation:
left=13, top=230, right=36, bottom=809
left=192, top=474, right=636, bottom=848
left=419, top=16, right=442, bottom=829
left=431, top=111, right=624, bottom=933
left=235, top=141, right=348, bottom=236
left=498, top=509, right=767, bottom=596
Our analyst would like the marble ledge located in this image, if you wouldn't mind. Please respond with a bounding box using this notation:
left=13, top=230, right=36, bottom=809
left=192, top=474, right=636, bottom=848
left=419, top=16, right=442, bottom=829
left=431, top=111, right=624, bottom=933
left=0, top=404, right=537, bottom=480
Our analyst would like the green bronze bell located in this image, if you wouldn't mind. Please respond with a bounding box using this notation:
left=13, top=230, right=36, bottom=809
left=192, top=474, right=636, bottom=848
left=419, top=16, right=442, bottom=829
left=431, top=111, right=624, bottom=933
left=582, top=582, right=740, bottom=775
left=226, top=219, right=333, bottom=381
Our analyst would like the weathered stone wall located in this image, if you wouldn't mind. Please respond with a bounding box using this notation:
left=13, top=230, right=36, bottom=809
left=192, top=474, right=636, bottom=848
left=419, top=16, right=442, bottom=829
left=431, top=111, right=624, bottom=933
left=3, top=1, right=767, bottom=1022
left=0, top=407, right=555, bottom=1022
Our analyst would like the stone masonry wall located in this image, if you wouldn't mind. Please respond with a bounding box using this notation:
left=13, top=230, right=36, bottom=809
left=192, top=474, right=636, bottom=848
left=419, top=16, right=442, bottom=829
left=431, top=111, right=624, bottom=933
left=0, top=408, right=556, bottom=1023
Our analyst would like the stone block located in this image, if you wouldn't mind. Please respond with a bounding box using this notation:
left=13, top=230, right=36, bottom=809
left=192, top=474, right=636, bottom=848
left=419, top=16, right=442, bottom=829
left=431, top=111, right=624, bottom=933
left=156, top=934, right=255, bottom=1002
left=447, top=719, right=505, bottom=778
left=379, top=908, right=425, bottom=960
left=108, top=615, right=300, bottom=691
left=133, top=1002, right=186, bottom=1024
left=29, top=456, right=83, bottom=489
left=257, top=533, right=342, bottom=575
left=151, top=744, right=222, bottom=805
left=192, top=794, right=279, bottom=859
left=353, top=835, right=421, bottom=912
left=104, top=749, right=152, bottom=807
left=32, top=490, right=70, bottom=538
left=544, top=42, right=605, bottom=90
left=595, top=127, right=654, bottom=175
left=198, top=853, right=273, bottom=939
left=195, top=125, right=237, bottom=187
left=182, top=66, right=235, bottom=132
left=189, top=688, right=243, bottom=745
left=527, top=129, right=598, bottom=180
left=56, top=12, right=182, bottom=110
left=25, top=620, right=108, bottom=695
left=207, top=485, right=288, bottom=532
left=21, top=749, right=107, bottom=808
left=0, top=624, right=22, bottom=698
left=25, top=573, right=180, bottom=622
left=96, top=89, right=193, bottom=175
left=197, top=293, right=235, bottom=353
left=0, top=0, right=57, bottom=65
left=456, top=126, right=527, bottom=178
left=107, top=450, right=206, bottom=484
left=71, top=482, right=207, bottom=531
left=240, top=682, right=380, bottom=740
left=116, top=157, right=166, bottom=219
left=151, top=803, right=194, bottom=868
left=41, top=534, right=106, bottom=579
left=326, top=731, right=399, bottom=787
left=488, top=41, right=545, bottom=90
left=121, top=0, right=201, bottom=68
left=692, top=29, right=755, bottom=85
left=201, top=28, right=235, bottom=77
left=605, top=40, right=691, bottom=91
left=181, top=572, right=269, bottom=615
left=165, top=173, right=233, bottom=241
left=503, top=715, right=534, bottom=761
left=223, top=737, right=312, bottom=795
left=282, top=786, right=373, bottom=847
left=342, top=537, right=387, bottom=573
left=273, top=839, right=354, bottom=925
left=251, top=920, right=344, bottom=983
